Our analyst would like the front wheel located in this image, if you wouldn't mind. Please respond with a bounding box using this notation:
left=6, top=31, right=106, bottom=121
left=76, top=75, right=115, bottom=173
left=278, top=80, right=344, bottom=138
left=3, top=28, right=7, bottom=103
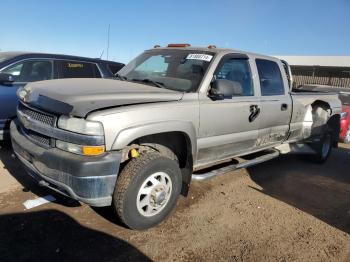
left=113, top=152, right=182, bottom=230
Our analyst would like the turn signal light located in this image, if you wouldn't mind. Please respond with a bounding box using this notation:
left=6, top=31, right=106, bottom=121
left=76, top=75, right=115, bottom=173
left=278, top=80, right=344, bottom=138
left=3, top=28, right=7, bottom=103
left=82, top=146, right=105, bottom=156
left=56, top=140, right=105, bottom=156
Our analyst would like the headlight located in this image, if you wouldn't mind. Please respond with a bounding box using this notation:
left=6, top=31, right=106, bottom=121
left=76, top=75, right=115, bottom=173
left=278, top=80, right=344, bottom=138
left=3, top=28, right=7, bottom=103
left=340, top=112, right=348, bottom=120
left=17, top=88, right=27, bottom=101
left=17, top=87, right=30, bottom=102
left=58, top=116, right=104, bottom=136
left=56, top=140, right=105, bottom=156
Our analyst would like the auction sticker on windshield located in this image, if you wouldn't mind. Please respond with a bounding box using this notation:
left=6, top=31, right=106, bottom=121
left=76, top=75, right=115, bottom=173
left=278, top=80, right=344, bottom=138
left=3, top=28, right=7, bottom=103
left=186, top=54, right=213, bottom=62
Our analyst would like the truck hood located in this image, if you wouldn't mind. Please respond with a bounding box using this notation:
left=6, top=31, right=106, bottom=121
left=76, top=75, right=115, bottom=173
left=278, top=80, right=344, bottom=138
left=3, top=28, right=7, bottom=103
left=23, top=78, right=184, bottom=117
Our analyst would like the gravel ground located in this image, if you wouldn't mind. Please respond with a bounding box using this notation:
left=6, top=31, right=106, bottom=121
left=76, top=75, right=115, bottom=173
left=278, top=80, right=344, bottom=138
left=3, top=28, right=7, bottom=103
left=0, top=142, right=349, bottom=262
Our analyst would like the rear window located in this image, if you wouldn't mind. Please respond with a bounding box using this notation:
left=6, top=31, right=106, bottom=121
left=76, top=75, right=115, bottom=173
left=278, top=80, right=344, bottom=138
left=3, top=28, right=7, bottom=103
left=256, top=59, right=285, bottom=96
left=58, top=60, right=101, bottom=78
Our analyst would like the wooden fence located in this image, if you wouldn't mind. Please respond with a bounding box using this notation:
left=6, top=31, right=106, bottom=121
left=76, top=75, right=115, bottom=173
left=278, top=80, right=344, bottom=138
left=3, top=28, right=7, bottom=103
left=291, top=66, right=350, bottom=88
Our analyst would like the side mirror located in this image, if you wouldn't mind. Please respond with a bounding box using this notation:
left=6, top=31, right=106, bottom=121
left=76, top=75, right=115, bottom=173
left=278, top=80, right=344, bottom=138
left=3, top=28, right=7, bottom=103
left=0, top=73, right=15, bottom=84
left=209, top=79, right=242, bottom=100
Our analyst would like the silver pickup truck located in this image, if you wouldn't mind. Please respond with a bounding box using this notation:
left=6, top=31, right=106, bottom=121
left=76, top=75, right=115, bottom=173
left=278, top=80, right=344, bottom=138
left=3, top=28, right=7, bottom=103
left=10, top=44, right=341, bottom=229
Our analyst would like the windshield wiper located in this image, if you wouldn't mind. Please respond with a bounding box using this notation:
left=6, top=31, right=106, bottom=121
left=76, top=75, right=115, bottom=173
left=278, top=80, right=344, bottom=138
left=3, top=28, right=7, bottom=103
left=131, top=78, right=166, bottom=89
left=114, top=73, right=128, bottom=81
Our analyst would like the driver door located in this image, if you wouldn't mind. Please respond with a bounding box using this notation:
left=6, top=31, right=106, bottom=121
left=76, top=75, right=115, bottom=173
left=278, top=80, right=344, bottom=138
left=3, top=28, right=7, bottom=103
left=0, top=59, right=53, bottom=134
left=197, top=54, right=260, bottom=165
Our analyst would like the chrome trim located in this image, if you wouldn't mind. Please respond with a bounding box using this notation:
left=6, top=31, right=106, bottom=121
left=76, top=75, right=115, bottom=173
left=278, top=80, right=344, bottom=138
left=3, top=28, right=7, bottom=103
left=17, top=109, right=104, bottom=146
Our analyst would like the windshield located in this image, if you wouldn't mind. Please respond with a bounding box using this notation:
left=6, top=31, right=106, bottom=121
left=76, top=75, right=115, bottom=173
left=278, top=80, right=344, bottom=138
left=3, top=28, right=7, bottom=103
left=118, top=49, right=215, bottom=92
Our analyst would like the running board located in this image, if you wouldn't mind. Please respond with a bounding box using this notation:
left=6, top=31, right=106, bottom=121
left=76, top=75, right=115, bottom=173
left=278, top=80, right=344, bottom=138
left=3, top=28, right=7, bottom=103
left=192, top=149, right=280, bottom=181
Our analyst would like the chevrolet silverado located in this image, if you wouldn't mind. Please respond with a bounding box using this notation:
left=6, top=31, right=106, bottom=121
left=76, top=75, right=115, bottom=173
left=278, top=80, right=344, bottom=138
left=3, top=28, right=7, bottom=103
left=10, top=44, right=341, bottom=229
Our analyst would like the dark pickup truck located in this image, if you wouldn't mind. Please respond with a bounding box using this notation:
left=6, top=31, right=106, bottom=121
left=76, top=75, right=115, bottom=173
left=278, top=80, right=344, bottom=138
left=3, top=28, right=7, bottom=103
left=0, top=52, right=124, bottom=140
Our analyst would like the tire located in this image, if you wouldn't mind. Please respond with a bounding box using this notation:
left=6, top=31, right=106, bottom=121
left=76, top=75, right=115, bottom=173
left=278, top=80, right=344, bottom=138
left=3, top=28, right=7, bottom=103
left=343, top=127, right=350, bottom=144
left=113, top=152, right=182, bottom=230
left=310, top=132, right=333, bottom=163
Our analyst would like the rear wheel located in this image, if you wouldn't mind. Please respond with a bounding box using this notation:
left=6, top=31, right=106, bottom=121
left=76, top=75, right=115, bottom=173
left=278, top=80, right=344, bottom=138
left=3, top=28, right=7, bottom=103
left=113, top=152, right=182, bottom=230
left=310, top=132, right=333, bottom=163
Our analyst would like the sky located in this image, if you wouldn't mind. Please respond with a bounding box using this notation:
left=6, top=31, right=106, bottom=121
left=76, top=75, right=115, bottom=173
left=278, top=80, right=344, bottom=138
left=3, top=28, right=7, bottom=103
left=0, top=0, right=349, bottom=63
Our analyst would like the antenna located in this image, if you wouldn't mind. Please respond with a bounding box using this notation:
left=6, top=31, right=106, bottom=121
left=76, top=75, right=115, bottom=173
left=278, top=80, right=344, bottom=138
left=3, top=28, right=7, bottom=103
left=100, top=50, right=104, bottom=59
left=106, top=24, right=110, bottom=60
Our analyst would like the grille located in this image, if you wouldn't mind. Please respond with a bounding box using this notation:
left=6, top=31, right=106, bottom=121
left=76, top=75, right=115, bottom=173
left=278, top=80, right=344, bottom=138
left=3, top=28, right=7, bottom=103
left=17, top=103, right=55, bottom=148
left=18, top=103, right=56, bottom=126
left=25, top=128, right=51, bottom=147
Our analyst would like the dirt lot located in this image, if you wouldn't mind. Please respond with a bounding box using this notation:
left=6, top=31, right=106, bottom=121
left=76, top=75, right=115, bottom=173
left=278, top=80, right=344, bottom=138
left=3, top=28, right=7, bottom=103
left=0, top=141, right=349, bottom=262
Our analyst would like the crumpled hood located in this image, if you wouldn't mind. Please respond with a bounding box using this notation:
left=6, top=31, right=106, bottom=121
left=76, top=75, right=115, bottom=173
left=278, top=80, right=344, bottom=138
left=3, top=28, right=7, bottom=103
left=23, top=78, right=184, bottom=117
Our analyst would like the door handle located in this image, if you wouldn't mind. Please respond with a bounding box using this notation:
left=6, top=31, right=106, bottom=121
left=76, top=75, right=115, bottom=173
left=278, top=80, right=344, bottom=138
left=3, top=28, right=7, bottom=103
left=249, top=105, right=260, bottom=122
left=281, top=103, right=288, bottom=111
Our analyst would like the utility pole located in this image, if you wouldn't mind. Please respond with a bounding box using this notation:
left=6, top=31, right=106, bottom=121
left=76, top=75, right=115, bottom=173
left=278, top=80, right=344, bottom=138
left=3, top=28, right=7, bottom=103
left=107, top=24, right=110, bottom=60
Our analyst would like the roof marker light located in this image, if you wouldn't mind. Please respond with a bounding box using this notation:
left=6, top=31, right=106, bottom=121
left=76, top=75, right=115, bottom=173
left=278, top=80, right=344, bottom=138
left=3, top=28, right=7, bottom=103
left=167, top=43, right=191, bottom=47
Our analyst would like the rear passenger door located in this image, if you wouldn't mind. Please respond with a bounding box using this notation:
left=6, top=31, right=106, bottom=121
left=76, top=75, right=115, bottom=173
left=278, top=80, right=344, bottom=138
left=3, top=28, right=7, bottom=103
left=255, top=59, right=292, bottom=148
left=55, top=60, right=101, bottom=78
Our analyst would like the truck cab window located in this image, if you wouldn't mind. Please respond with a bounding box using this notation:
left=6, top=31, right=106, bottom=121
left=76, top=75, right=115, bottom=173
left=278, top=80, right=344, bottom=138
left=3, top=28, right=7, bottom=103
left=1, top=60, right=53, bottom=83
left=256, top=59, right=285, bottom=96
left=214, top=58, right=254, bottom=96
left=58, top=61, right=101, bottom=78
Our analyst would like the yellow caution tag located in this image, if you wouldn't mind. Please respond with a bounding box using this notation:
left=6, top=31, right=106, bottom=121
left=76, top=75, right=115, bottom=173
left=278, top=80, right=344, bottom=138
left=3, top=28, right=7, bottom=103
left=67, top=63, right=84, bottom=68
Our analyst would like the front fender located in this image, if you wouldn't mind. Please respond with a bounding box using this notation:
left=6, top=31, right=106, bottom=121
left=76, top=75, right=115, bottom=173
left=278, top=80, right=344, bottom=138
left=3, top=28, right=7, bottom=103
left=111, top=120, right=198, bottom=160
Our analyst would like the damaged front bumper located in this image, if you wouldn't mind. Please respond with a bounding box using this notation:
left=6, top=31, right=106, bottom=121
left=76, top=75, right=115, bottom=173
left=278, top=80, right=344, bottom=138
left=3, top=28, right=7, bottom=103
left=10, top=120, right=121, bottom=206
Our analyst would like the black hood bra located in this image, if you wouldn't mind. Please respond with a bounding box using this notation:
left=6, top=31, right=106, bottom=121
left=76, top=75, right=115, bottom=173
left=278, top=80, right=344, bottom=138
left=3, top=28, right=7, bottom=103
left=24, top=78, right=183, bottom=117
